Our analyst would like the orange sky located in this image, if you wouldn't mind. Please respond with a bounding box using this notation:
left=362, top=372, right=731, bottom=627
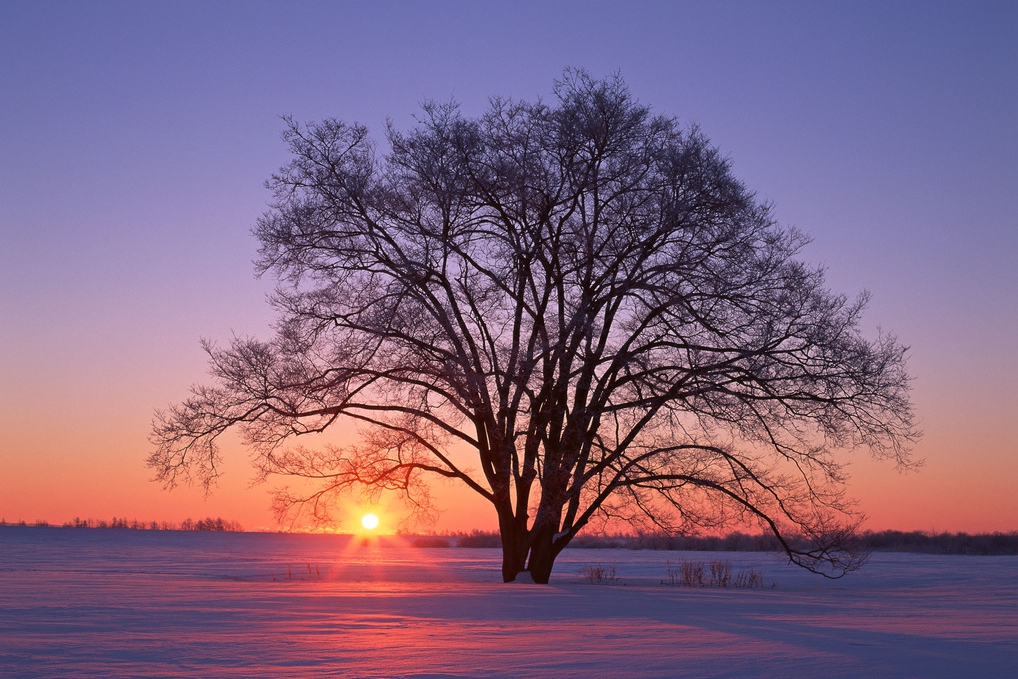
left=2, top=386, right=1015, bottom=534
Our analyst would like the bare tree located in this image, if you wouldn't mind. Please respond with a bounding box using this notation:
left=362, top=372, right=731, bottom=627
left=150, top=70, right=918, bottom=583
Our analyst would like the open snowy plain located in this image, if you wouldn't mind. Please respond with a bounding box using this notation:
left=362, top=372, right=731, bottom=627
left=1, top=527, right=1015, bottom=678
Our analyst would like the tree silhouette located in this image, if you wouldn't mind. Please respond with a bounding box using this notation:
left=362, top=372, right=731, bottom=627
left=150, top=70, right=917, bottom=583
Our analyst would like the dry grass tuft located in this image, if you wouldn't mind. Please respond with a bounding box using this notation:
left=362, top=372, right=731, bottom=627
left=578, top=562, right=621, bottom=584
left=663, top=559, right=764, bottom=588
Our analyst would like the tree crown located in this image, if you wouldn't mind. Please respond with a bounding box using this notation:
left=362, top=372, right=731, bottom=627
left=150, top=70, right=917, bottom=580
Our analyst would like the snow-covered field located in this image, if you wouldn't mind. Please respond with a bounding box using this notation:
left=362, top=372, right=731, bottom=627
left=1, top=527, right=1015, bottom=678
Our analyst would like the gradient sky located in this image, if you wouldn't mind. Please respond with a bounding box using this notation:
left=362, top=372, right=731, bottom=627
left=2, top=1, right=1015, bottom=533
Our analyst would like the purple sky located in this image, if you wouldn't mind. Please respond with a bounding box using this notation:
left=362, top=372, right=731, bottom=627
left=2, top=1, right=1015, bottom=532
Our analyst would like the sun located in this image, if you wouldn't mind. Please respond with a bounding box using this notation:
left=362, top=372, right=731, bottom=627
left=360, top=513, right=380, bottom=531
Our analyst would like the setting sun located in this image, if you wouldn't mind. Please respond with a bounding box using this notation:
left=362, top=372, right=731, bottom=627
left=361, top=513, right=379, bottom=531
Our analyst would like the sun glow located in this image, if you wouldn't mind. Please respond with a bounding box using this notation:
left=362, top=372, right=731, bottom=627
left=361, top=513, right=380, bottom=531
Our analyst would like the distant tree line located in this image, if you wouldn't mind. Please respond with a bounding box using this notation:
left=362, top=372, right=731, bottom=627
left=4, top=519, right=1012, bottom=554
left=421, top=529, right=1018, bottom=555
left=858, top=530, right=1018, bottom=556
left=0, top=517, right=243, bottom=532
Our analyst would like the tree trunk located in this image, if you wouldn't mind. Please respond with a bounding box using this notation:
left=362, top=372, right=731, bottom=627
left=526, top=522, right=564, bottom=584
left=498, top=511, right=530, bottom=582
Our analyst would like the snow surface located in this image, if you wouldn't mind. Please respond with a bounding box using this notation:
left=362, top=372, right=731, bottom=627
left=1, top=527, right=1015, bottom=678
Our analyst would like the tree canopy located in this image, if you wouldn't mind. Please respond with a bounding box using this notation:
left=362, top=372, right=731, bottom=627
left=150, top=70, right=917, bottom=583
